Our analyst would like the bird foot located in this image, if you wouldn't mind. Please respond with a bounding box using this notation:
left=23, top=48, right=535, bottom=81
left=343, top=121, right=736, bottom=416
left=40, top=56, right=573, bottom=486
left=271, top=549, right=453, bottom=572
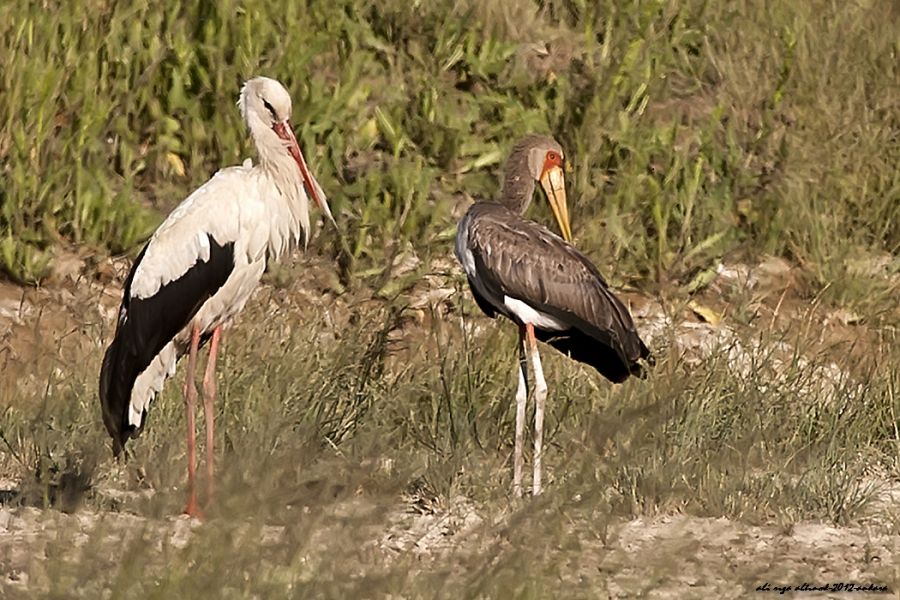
left=183, top=496, right=204, bottom=520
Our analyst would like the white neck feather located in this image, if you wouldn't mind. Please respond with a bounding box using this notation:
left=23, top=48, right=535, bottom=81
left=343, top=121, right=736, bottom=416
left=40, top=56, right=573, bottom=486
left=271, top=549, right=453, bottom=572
left=246, top=115, right=312, bottom=256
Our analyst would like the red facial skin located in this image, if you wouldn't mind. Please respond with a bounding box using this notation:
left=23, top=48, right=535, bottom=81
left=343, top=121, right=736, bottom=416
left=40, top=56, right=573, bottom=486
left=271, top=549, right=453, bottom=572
left=540, top=150, right=563, bottom=178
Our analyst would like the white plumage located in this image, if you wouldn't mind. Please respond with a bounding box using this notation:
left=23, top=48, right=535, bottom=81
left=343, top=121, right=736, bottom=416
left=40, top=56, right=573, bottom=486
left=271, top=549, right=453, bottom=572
left=100, top=76, right=335, bottom=516
left=502, top=296, right=568, bottom=331
left=125, top=166, right=281, bottom=423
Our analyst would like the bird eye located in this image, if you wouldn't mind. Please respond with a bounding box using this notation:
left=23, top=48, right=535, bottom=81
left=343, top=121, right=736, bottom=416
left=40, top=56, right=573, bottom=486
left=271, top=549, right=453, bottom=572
left=546, top=151, right=559, bottom=163
left=262, top=99, right=277, bottom=120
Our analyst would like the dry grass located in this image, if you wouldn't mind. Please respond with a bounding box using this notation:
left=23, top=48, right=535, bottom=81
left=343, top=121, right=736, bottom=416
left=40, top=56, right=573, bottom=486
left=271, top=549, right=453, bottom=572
left=1, top=253, right=899, bottom=596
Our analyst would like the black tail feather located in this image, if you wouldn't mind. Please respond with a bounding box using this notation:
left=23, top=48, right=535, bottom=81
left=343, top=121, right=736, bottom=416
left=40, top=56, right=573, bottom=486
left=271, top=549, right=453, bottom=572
left=99, top=334, right=142, bottom=457
left=536, top=327, right=653, bottom=383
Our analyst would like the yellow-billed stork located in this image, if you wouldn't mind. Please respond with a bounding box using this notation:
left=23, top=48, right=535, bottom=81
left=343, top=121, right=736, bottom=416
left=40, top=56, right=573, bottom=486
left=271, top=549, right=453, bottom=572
left=455, top=135, right=652, bottom=497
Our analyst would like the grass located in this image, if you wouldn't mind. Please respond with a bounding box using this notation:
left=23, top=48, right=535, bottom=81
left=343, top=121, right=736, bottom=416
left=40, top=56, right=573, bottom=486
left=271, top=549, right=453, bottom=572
left=0, top=0, right=897, bottom=296
left=1, top=275, right=899, bottom=595
left=1, top=0, right=899, bottom=596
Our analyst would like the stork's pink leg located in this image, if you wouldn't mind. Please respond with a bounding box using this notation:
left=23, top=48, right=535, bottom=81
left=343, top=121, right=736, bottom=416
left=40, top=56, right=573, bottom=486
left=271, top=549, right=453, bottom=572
left=182, top=325, right=202, bottom=517
left=201, top=326, right=222, bottom=506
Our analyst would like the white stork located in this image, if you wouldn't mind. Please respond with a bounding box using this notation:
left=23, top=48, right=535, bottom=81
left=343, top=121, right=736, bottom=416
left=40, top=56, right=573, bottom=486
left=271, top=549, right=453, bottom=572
left=99, top=76, right=334, bottom=516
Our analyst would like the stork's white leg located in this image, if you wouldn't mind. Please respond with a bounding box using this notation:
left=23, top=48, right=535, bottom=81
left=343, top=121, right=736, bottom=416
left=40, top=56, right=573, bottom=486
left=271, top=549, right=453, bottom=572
left=525, top=323, right=547, bottom=496
left=202, top=326, right=222, bottom=506
left=183, top=325, right=202, bottom=517
left=513, top=325, right=529, bottom=498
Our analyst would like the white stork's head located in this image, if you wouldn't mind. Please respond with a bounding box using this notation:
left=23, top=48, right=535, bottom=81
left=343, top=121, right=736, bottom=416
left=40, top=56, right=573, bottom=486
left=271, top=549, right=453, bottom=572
left=239, top=77, right=335, bottom=238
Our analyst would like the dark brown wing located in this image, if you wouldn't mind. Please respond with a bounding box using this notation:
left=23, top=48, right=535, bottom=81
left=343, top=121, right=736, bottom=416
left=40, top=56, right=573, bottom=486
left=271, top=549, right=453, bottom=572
left=463, top=202, right=651, bottom=382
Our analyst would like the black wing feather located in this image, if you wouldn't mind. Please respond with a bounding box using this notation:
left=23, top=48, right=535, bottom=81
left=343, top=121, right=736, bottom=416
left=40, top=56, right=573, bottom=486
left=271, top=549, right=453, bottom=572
left=99, top=235, right=235, bottom=455
left=467, top=276, right=498, bottom=318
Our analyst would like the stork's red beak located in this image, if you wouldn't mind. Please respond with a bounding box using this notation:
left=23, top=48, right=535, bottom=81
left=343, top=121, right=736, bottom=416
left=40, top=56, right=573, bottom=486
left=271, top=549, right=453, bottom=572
left=272, top=120, right=336, bottom=228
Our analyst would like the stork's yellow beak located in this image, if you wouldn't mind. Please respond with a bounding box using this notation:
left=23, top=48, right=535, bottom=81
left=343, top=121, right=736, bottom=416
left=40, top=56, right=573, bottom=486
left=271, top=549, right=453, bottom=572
left=539, top=164, right=572, bottom=243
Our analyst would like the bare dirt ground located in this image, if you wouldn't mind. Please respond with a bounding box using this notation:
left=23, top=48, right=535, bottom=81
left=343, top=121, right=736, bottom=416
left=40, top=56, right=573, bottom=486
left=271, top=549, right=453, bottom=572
left=1, top=492, right=898, bottom=598
left=1, top=249, right=899, bottom=597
